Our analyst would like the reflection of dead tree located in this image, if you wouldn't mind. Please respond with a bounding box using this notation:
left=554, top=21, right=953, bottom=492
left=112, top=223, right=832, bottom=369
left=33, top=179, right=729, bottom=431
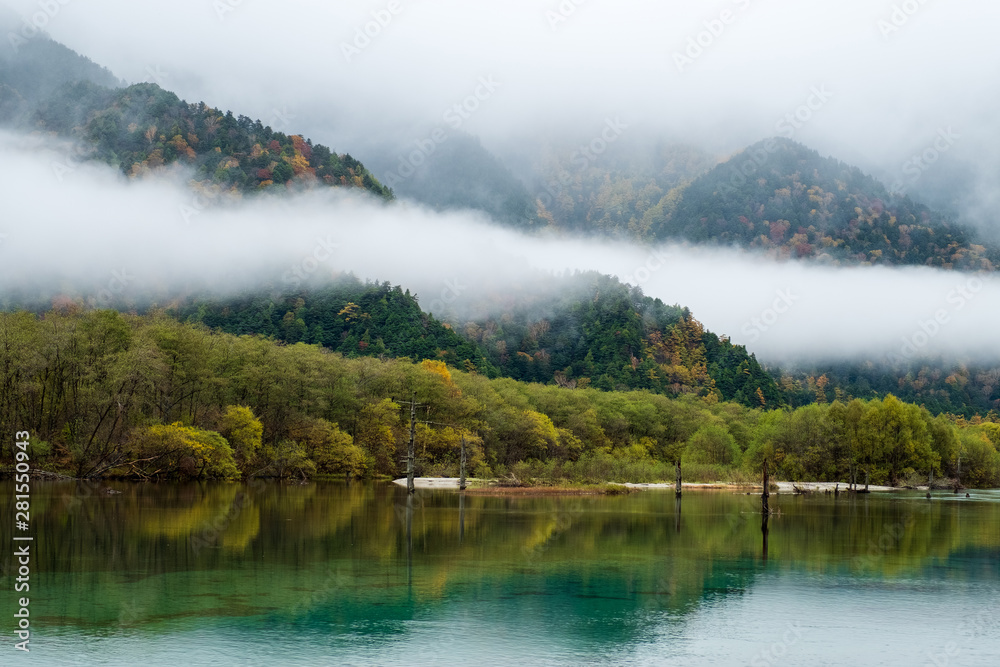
left=459, top=435, right=467, bottom=491
left=762, top=458, right=770, bottom=561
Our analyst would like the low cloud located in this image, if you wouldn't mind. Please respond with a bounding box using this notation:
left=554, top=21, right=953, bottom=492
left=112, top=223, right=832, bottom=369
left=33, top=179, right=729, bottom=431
left=1, top=130, right=998, bottom=366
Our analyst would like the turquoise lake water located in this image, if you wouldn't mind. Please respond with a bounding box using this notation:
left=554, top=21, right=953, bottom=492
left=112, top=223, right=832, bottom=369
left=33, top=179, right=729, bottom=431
left=2, top=480, right=998, bottom=665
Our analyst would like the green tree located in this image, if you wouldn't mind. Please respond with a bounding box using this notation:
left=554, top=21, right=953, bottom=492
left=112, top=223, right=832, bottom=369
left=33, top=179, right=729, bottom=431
left=219, top=405, right=263, bottom=474
left=684, top=423, right=739, bottom=465
left=355, top=398, right=401, bottom=475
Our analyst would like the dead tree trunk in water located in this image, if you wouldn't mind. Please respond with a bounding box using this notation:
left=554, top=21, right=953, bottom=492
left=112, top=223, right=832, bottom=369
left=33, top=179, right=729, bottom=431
left=761, top=458, right=770, bottom=515
left=955, top=452, right=962, bottom=491
left=675, top=460, right=682, bottom=498
left=459, top=435, right=467, bottom=491
left=406, top=392, right=416, bottom=495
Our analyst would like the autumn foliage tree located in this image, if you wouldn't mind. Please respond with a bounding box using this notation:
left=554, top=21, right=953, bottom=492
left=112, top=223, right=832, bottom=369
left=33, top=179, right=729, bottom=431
left=129, top=422, right=240, bottom=480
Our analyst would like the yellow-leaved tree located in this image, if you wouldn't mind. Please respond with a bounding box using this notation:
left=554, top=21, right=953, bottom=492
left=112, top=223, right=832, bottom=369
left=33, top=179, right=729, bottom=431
left=219, top=405, right=263, bottom=475
left=288, top=416, right=368, bottom=477
left=131, top=422, right=240, bottom=480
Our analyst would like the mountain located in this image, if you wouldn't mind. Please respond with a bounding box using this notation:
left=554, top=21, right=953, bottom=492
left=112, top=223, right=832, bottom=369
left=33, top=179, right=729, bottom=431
left=172, top=279, right=492, bottom=373
left=0, top=8, right=122, bottom=112
left=524, top=136, right=997, bottom=269
left=166, top=272, right=784, bottom=410
left=777, top=360, right=1000, bottom=419
left=528, top=140, right=718, bottom=238
left=146, top=274, right=1000, bottom=419
left=648, top=138, right=996, bottom=270
left=385, top=129, right=996, bottom=272
left=172, top=272, right=999, bottom=420
left=366, top=131, right=541, bottom=228
left=2, top=23, right=996, bottom=421
left=0, top=24, right=391, bottom=200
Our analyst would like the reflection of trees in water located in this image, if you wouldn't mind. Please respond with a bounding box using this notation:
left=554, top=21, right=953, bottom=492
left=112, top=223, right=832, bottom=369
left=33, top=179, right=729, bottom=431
left=11, top=481, right=1000, bottom=633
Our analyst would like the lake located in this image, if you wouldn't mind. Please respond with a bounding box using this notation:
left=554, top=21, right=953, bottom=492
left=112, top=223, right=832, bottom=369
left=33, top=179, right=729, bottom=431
left=2, top=480, right=999, bottom=666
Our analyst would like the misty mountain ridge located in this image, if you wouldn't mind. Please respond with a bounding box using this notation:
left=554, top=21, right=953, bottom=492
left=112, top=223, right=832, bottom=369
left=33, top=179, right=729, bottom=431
left=2, top=22, right=998, bottom=419
left=362, top=121, right=996, bottom=272
left=650, top=138, right=995, bottom=270
left=362, top=130, right=541, bottom=229
left=0, top=7, right=122, bottom=104
left=506, top=135, right=995, bottom=270
left=0, top=24, right=391, bottom=200
left=163, top=271, right=784, bottom=410
left=2, top=23, right=992, bottom=276
left=37, top=267, right=998, bottom=418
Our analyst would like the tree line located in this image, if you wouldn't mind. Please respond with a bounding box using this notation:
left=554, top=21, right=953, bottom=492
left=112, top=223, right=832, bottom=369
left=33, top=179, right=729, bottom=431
left=2, top=308, right=998, bottom=487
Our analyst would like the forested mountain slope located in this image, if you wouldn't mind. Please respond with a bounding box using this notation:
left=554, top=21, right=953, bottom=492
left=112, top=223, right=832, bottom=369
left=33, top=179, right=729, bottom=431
left=170, top=273, right=784, bottom=409
left=648, top=138, right=995, bottom=270
left=0, top=23, right=390, bottom=199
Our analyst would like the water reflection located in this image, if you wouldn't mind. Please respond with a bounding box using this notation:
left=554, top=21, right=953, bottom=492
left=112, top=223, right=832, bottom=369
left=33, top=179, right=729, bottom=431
left=1, top=481, right=999, bottom=661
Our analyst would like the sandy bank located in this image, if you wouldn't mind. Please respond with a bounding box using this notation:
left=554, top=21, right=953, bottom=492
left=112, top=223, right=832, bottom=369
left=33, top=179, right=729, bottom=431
left=774, top=481, right=904, bottom=493
left=391, top=478, right=752, bottom=491
left=391, top=477, right=475, bottom=489
left=393, top=478, right=917, bottom=493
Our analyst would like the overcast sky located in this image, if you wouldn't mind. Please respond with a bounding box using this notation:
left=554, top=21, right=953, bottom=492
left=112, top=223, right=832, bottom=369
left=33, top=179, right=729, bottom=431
left=3, top=0, right=999, bottom=222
